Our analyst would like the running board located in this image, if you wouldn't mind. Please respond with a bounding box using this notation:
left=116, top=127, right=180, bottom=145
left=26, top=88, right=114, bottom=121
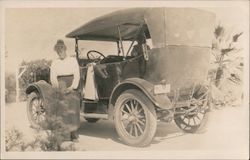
left=82, top=100, right=98, bottom=103
left=82, top=113, right=108, bottom=119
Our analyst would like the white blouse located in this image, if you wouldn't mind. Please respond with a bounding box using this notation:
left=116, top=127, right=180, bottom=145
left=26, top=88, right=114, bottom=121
left=50, top=56, right=80, bottom=89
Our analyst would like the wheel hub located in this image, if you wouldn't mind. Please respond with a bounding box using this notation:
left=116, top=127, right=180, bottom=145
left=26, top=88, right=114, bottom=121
left=128, top=115, right=136, bottom=122
left=174, top=95, right=208, bottom=133
left=121, top=99, right=146, bottom=137
left=31, top=98, right=45, bottom=123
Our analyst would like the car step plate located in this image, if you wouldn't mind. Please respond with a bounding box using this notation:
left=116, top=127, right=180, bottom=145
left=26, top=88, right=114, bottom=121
left=81, top=113, right=108, bottom=119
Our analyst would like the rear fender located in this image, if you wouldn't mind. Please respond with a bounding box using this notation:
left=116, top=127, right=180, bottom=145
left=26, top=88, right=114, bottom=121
left=108, top=78, right=172, bottom=118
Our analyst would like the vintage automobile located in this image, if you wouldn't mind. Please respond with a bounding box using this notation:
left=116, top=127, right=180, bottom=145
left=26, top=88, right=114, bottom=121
left=26, top=8, right=215, bottom=146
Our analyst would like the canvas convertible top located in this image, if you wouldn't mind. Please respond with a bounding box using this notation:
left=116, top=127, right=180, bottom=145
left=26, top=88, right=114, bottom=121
left=66, top=7, right=215, bottom=48
left=66, top=8, right=148, bottom=41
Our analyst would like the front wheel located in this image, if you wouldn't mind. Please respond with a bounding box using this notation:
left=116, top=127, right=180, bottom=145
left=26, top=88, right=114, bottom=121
left=114, top=89, right=157, bottom=147
left=27, top=92, right=46, bottom=129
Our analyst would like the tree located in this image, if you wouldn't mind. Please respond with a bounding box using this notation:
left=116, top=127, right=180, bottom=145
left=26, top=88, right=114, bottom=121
left=207, top=24, right=244, bottom=108
left=212, top=24, right=243, bottom=87
left=5, top=72, right=16, bottom=102
left=18, top=59, right=52, bottom=101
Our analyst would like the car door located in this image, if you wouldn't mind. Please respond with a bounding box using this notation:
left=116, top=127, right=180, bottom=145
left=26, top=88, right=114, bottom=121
left=94, top=56, right=144, bottom=99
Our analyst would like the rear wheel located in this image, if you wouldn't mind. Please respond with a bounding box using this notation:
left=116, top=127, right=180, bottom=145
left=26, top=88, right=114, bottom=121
left=114, top=89, right=157, bottom=147
left=27, top=92, right=46, bottom=129
left=174, top=96, right=208, bottom=133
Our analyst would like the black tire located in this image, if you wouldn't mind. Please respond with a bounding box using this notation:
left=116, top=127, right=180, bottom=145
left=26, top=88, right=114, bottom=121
left=84, top=118, right=100, bottom=123
left=114, top=89, right=157, bottom=147
left=174, top=96, right=209, bottom=133
left=27, top=92, right=46, bottom=129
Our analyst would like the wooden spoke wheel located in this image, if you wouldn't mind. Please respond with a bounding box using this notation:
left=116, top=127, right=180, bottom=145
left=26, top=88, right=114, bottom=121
left=174, top=98, right=208, bottom=133
left=27, top=92, right=46, bottom=129
left=114, top=89, right=157, bottom=147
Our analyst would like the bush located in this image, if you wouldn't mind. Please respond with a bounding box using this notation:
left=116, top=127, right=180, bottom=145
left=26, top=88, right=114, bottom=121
left=5, top=59, right=52, bottom=103
left=5, top=72, right=16, bottom=103
left=5, top=128, right=76, bottom=151
left=207, top=24, right=244, bottom=109
left=20, top=59, right=51, bottom=101
left=5, top=128, right=41, bottom=151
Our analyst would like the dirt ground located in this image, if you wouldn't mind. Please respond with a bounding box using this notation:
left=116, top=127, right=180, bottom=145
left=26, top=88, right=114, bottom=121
left=4, top=101, right=249, bottom=158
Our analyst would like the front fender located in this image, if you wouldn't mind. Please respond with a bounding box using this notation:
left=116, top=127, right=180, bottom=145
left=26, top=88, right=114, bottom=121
left=109, top=78, right=172, bottom=110
left=26, top=80, right=54, bottom=99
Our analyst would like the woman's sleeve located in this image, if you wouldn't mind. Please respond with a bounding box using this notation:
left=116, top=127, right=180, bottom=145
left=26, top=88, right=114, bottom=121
left=131, top=45, right=138, bottom=56
left=50, top=61, right=58, bottom=88
left=70, top=58, right=80, bottom=89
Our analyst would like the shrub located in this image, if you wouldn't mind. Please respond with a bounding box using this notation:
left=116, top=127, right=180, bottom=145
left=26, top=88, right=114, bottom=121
left=5, top=59, right=52, bottom=103
left=19, top=59, right=52, bottom=101
left=207, top=24, right=244, bottom=109
left=5, top=72, right=16, bottom=103
left=211, top=24, right=243, bottom=87
left=5, top=128, right=76, bottom=151
left=5, top=128, right=41, bottom=151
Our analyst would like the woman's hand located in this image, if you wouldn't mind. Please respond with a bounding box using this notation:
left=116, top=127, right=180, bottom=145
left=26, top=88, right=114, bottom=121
left=68, top=86, right=74, bottom=90
left=63, top=86, right=73, bottom=94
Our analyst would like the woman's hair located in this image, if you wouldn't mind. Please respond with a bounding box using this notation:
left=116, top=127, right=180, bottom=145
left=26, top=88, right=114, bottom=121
left=54, top=39, right=67, bottom=51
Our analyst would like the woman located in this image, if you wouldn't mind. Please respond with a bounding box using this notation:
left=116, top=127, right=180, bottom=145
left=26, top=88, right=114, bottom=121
left=131, top=33, right=150, bottom=77
left=131, top=32, right=150, bottom=58
left=50, top=39, right=80, bottom=90
left=50, top=39, right=80, bottom=142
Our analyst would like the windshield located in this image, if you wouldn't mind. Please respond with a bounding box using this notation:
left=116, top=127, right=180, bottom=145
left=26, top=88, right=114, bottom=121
left=77, top=39, right=152, bottom=59
left=77, top=41, right=117, bottom=59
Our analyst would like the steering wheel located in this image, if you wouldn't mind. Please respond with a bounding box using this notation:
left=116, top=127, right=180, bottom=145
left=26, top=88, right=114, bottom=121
left=87, top=50, right=106, bottom=60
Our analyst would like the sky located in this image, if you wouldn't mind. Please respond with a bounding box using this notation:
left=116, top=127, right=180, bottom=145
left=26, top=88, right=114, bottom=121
left=2, top=1, right=249, bottom=73
left=4, top=8, right=121, bottom=73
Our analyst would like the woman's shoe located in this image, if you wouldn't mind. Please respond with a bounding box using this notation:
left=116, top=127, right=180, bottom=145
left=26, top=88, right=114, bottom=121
left=70, top=131, right=79, bottom=142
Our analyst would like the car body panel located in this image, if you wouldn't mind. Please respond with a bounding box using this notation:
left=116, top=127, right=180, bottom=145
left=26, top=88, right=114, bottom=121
left=94, top=55, right=145, bottom=98
left=144, top=46, right=211, bottom=91
left=109, top=78, right=172, bottom=110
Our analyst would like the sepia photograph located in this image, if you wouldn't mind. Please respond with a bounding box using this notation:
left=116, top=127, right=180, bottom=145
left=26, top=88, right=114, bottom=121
left=0, top=0, right=249, bottom=159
